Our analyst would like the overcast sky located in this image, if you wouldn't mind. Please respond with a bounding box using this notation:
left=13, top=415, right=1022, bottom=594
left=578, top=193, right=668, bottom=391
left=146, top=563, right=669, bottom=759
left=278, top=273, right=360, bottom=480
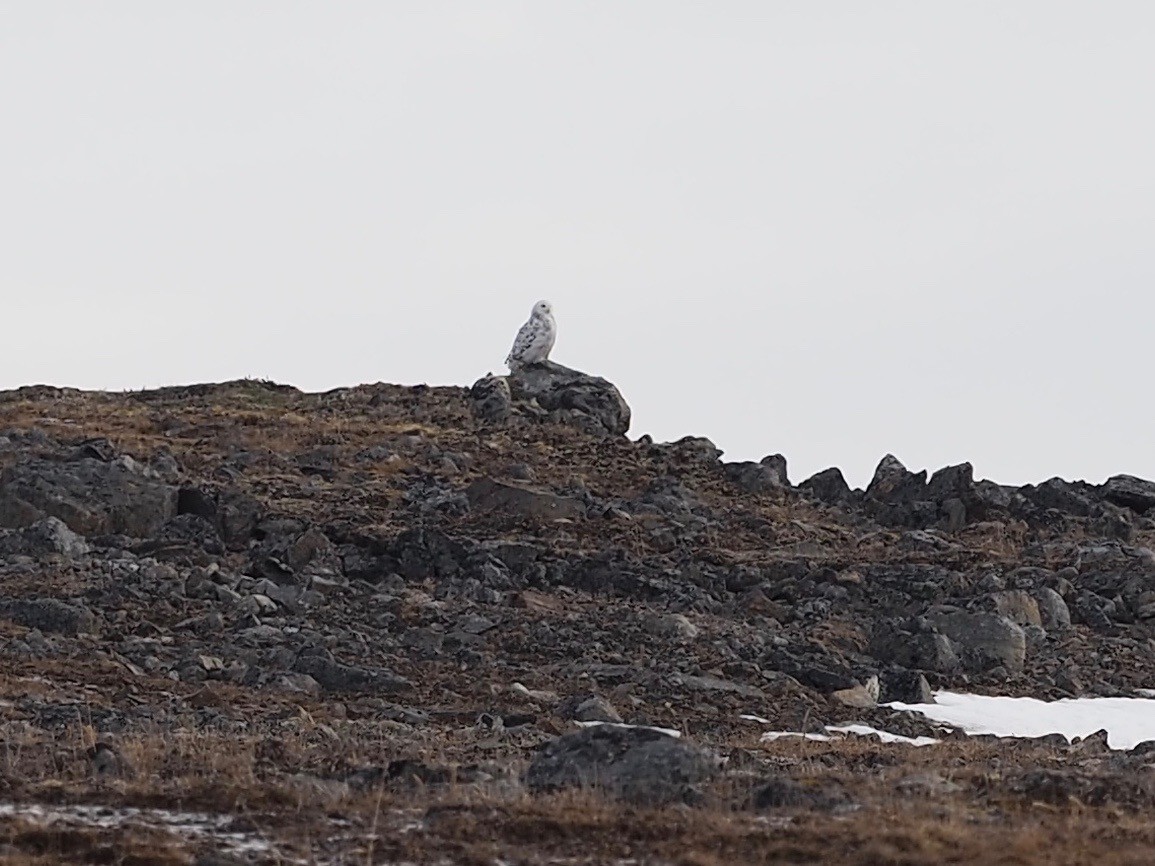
left=2, top=3, right=1153, bottom=488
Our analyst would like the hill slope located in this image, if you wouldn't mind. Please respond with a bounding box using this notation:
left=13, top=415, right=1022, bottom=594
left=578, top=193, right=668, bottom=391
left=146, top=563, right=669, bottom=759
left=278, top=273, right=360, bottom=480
left=1, top=371, right=1155, bottom=863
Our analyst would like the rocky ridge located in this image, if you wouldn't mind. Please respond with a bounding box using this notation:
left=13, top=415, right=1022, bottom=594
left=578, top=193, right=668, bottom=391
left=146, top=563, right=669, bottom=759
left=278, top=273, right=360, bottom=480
left=2, top=369, right=1155, bottom=862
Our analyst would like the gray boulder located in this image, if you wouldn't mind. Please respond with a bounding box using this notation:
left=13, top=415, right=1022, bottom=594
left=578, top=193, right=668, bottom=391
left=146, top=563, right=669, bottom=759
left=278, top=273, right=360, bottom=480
left=0, top=599, right=96, bottom=635
left=924, top=610, right=1026, bottom=674
left=0, top=517, right=89, bottom=558
left=0, top=458, right=178, bottom=538
left=799, top=467, right=853, bottom=504
left=725, top=454, right=790, bottom=493
left=1101, top=475, right=1155, bottom=514
left=292, top=653, right=412, bottom=695
left=469, top=375, right=513, bottom=423
left=525, top=725, right=719, bottom=806
left=866, top=454, right=928, bottom=503
left=1033, top=586, right=1072, bottom=629
left=466, top=478, right=586, bottom=522
left=506, top=361, right=631, bottom=436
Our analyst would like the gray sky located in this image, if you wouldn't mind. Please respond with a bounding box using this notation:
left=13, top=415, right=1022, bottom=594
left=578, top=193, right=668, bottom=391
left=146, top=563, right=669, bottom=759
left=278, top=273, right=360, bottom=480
left=3, top=3, right=1153, bottom=488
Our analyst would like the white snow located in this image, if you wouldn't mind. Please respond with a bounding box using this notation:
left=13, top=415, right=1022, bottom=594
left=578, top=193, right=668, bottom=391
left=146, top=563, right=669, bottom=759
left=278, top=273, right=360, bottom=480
left=574, top=720, right=683, bottom=738
left=887, top=691, right=1155, bottom=750
left=0, top=803, right=284, bottom=859
left=744, top=716, right=938, bottom=746
left=825, top=724, right=939, bottom=747
left=758, top=730, right=836, bottom=743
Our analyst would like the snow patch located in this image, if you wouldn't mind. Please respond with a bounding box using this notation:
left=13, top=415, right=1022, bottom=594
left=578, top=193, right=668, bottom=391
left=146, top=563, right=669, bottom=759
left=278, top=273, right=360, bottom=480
left=887, top=691, right=1155, bottom=750
left=574, top=720, right=683, bottom=738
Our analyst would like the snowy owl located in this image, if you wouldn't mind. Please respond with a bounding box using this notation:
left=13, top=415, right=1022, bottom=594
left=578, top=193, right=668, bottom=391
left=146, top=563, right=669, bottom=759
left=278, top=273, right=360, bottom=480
left=505, top=300, right=556, bottom=371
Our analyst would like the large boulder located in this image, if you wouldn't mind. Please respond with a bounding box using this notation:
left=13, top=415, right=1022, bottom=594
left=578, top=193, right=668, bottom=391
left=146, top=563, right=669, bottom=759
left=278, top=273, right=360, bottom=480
left=923, top=610, right=1026, bottom=674
left=466, top=478, right=586, bottom=522
left=724, top=454, right=790, bottom=493
left=0, top=457, right=178, bottom=538
left=505, top=361, right=631, bottom=436
left=1101, top=475, right=1155, bottom=514
left=0, top=516, right=89, bottom=558
left=525, top=725, right=719, bottom=806
left=799, top=467, right=854, bottom=504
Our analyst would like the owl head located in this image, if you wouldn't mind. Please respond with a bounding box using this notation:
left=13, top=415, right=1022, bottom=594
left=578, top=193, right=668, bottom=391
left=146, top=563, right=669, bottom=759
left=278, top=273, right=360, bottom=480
left=533, top=300, right=553, bottom=317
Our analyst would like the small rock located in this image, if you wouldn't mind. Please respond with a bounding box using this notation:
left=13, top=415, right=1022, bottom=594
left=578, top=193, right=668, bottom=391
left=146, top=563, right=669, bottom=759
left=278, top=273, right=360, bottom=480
left=880, top=671, right=934, bottom=704
left=469, top=375, right=513, bottom=423
left=558, top=695, right=623, bottom=724
left=1033, top=587, right=1072, bottom=629
left=991, top=590, right=1042, bottom=627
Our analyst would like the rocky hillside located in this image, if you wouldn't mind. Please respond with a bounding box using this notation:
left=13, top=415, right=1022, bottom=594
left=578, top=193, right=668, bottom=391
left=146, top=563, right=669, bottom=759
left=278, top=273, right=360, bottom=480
left=2, top=364, right=1155, bottom=863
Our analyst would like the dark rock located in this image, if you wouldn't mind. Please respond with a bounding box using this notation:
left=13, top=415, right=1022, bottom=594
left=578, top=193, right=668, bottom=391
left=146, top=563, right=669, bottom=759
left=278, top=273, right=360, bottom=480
left=0, top=457, right=178, bottom=538
left=292, top=654, right=412, bottom=695
left=466, top=478, right=585, bottom=521
left=724, top=457, right=788, bottom=494
left=798, top=467, right=853, bottom=504
left=525, top=725, right=718, bottom=806
left=0, top=516, right=89, bottom=557
left=866, top=454, right=928, bottom=503
left=1033, top=587, right=1072, bottom=629
left=469, top=375, right=513, bottom=423
left=0, top=598, right=96, bottom=635
left=507, top=361, right=631, bottom=436
left=924, top=610, right=1026, bottom=674
left=871, top=623, right=960, bottom=674
left=880, top=670, right=935, bottom=704
left=1102, top=475, right=1155, bottom=513
left=557, top=695, right=624, bottom=724
left=177, top=487, right=217, bottom=522
left=991, top=590, right=1043, bottom=627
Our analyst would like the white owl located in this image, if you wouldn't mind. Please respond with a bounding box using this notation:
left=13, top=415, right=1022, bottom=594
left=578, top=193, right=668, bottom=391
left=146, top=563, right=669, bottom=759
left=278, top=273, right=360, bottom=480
left=505, top=300, right=557, bottom=371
